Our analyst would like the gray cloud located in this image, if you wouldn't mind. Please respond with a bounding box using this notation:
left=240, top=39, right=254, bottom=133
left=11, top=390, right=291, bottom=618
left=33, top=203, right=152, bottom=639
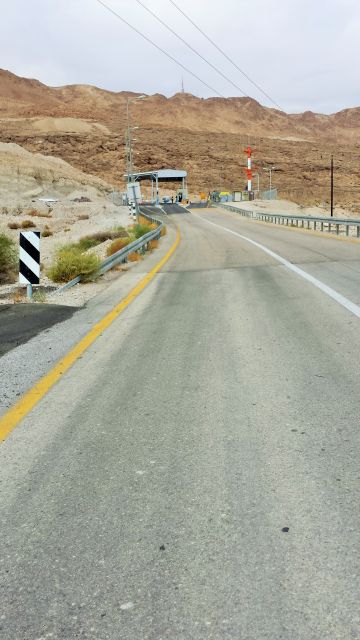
left=1, top=0, right=359, bottom=113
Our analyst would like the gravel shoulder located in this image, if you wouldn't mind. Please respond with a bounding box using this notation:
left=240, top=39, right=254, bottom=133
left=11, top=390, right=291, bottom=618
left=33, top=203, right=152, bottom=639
left=0, top=216, right=176, bottom=416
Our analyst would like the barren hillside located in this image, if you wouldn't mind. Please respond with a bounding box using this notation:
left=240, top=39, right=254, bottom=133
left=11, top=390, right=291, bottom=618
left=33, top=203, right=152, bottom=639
left=0, top=142, right=111, bottom=202
left=1, top=69, right=360, bottom=211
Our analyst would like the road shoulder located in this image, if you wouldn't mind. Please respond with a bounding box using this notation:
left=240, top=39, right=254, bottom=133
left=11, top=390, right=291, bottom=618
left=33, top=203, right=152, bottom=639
left=0, top=219, right=178, bottom=419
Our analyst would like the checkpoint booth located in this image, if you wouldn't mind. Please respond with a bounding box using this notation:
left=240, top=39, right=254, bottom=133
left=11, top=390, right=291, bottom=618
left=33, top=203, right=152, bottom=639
left=125, top=169, right=188, bottom=205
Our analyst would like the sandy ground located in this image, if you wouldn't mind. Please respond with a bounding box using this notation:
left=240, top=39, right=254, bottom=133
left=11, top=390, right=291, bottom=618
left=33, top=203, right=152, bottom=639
left=1, top=199, right=130, bottom=267
left=0, top=197, right=137, bottom=306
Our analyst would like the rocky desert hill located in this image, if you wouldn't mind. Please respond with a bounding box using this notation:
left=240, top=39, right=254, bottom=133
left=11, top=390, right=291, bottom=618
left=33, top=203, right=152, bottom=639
left=1, top=69, right=360, bottom=211
left=0, top=142, right=110, bottom=203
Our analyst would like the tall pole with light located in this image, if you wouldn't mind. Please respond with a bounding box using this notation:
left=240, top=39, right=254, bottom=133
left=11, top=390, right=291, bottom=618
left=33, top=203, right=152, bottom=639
left=125, top=95, right=147, bottom=220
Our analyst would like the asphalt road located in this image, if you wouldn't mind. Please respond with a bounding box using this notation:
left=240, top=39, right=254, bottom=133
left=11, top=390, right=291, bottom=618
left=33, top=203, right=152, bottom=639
left=0, top=303, right=76, bottom=357
left=162, top=203, right=187, bottom=214
left=1, top=207, right=360, bottom=639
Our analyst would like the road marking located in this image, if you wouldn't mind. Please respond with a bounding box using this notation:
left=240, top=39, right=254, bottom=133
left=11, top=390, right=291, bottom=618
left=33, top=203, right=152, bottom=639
left=196, top=214, right=360, bottom=319
left=0, top=227, right=180, bottom=443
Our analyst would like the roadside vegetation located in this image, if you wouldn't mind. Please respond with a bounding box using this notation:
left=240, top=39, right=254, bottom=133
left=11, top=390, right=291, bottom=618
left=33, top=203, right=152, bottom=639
left=0, top=233, right=17, bottom=284
left=106, top=237, right=131, bottom=256
left=48, top=245, right=100, bottom=283
left=47, top=221, right=161, bottom=283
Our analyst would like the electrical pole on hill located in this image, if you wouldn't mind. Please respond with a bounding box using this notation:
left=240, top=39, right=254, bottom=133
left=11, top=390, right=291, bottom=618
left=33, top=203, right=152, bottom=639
left=125, top=95, right=147, bottom=220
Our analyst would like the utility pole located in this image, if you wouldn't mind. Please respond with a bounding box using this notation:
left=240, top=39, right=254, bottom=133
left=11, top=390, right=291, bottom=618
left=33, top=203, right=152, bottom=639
left=125, top=95, right=146, bottom=220
left=330, top=154, right=334, bottom=217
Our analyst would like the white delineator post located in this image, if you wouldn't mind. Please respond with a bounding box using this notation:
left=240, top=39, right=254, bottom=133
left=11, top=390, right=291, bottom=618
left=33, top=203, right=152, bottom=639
left=19, top=231, right=40, bottom=299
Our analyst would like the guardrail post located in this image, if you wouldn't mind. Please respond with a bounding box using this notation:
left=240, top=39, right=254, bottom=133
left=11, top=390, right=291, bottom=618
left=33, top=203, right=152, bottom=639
left=314, top=221, right=317, bottom=231
left=336, top=224, right=339, bottom=235
left=346, top=225, right=349, bottom=236
left=321, top=222, right=324, bottom=231
left=357, top=226, right=360, bottom=238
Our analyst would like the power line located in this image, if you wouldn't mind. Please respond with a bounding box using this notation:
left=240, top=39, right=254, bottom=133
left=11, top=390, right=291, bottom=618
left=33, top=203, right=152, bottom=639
left=168, top=0, right=282, bottom=110
left=134, top=0, right=248, bottom=97
left=95, top=0, right=226, bottom=98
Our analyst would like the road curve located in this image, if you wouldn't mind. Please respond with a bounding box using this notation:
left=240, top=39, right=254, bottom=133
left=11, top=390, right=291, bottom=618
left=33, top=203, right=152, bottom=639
left=1, top=207, right=360, bottom=639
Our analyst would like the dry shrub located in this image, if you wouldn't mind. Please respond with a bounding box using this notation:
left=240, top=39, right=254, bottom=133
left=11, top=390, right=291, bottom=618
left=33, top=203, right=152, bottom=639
left=127, top=252, right=141, bottom=262
left=11, top=289, right=26, bottom=303
left=149, top=238, right=159, bottom=249
left=78, top=227, right=129, bottom=250
left=21, top=220, right=36, bottom=229
left=160, top=225, right=167, bottom=237
left=106, top=237, right=131, bottom=256
left=78, top=214, right=90, bottom=220
left=8, top=221, right=20, bottom=230
left=28, top=209, right=52, bottom=218
left=0, top=233, right=17, bottom=284
left=48, top=246, right=100, bottom=282
left=42, top=225, right=53, bottom=237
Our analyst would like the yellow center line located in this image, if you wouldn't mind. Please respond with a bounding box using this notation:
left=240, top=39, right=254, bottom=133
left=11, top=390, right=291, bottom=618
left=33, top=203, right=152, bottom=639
left=0, top=227, right=180, bottom=443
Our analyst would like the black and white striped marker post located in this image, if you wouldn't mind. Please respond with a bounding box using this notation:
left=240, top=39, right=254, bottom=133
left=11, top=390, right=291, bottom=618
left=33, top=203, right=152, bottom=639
left=19, top=231, right=40, bottom=298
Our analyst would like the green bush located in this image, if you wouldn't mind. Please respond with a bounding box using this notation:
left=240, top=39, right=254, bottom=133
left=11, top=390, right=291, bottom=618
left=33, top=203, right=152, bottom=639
left=0, top=233, right=17, bottom=284
left=77, top=236, right=101, bottom=251
left=48, top=246, right=100, bottom=283
left=132, top=224, right=152, bottom=239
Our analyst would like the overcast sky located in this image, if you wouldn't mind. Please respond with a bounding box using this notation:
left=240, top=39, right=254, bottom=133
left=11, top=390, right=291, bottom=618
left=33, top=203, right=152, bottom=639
left=2, top=0, right=359, bottom=114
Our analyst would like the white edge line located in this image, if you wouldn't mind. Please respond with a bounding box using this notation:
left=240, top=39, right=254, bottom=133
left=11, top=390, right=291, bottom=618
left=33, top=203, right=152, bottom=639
left=195, top=213, right=360, bottom=320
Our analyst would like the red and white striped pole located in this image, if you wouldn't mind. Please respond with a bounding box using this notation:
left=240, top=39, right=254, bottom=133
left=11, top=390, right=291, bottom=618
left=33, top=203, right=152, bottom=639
left=244, top=145, right=252, bottom=192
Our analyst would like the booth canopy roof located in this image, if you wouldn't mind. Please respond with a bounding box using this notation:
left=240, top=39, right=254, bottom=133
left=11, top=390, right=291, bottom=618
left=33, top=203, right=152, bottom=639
left=127, top=169, right=187, bottom=182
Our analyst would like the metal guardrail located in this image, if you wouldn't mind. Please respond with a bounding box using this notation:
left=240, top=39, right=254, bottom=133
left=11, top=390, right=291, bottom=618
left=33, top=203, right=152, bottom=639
left=216, top=203, right=254, bottom=218
left=218, top=203, right=360, bottom=237
left=255, top=212, right=360, bottom=237
left=54, top=209, right=164, bottom=294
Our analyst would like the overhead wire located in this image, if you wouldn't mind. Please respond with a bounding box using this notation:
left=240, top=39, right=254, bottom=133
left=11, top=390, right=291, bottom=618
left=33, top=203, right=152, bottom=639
left=95, top=0, right=226, bottom=98
left=167, top=0, right=282, bottom=109
left=133, top=0, right=248, bottom=97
